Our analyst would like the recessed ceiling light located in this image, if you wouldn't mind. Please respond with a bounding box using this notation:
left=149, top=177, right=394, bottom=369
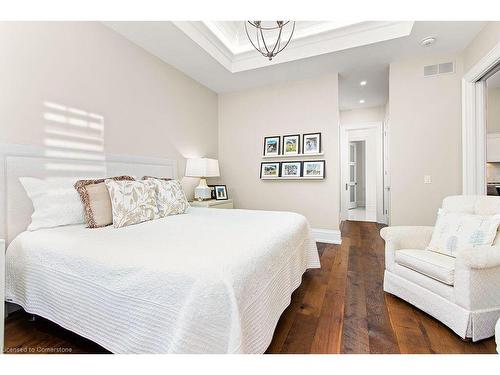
left=359, top=99, right=365, bottom=104
left=360, top=80, right=367, bottom=86
left=421, top=36, right=436, bottom=47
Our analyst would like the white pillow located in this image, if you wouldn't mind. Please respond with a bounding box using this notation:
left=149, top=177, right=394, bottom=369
left=20, top=177, right=86, bottom=231
left=427, top=209, right=500, bottom=257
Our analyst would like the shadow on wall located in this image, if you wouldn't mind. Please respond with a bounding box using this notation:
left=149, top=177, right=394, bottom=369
left=42, top=101, right=106, bottom=178
left=41, top=101, right=206, bottom=197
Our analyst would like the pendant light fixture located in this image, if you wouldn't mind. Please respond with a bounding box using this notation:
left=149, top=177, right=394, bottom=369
left=244, top=21, right=295, bottom=61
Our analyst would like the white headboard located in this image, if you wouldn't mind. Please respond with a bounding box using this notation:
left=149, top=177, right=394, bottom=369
left=0, top=143, right=178, bottom=245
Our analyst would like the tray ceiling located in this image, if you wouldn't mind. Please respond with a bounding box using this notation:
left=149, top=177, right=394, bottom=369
left=103, top=21, right=486, bottom=110
left=173, top=21, right=415, bottom=72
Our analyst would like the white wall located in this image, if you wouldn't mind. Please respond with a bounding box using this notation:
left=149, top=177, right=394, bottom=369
left=218, top=74, right=340, bottom=231
left=0, top=22, right=219, bottom=199
left=389, top=54, right=464, bottom=225
left=464, top=22, right=500, bottom=72
left=340, top=105, right=385, bottom=124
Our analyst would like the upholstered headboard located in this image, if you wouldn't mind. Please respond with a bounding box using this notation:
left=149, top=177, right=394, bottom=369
left=0, top=144, right=178, bottom=245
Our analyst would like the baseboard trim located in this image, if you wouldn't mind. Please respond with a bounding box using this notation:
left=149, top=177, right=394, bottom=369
left=311, top=228, right=342, bottom=244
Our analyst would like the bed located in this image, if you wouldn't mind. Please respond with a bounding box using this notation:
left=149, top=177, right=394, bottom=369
left=1, top=144, right=320, bottom=353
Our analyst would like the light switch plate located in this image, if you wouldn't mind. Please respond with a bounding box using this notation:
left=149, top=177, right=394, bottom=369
left=424, top=175, right=432, bottom=184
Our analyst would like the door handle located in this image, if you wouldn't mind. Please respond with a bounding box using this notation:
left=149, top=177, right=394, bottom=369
left=345, top=183, right=348, bottom=191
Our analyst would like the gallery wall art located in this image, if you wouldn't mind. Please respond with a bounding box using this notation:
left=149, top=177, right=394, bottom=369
left=263, top=133, right=322, bottom=157
left=260, top=133, right=325, bottom=180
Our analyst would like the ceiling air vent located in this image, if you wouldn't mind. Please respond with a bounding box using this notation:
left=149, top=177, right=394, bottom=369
left=423, top=61, right=455, bottom=77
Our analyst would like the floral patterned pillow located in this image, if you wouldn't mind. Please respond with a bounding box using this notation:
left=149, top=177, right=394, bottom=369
left=149, top=179, right=190, bottom=217
left=74, top=175, right=134, bottom=228
left=427, top=209, right=500, bottom=257
left=105, top=179, right=160, bottom=228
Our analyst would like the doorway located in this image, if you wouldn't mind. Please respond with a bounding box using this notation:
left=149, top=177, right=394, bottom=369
left=485, top=67, right=500, bottom=195
left=346, top=140, right=372, bottom=220
left=340, top=122, right=386, bottom=223
left=462, top=43, right=500, bottom=194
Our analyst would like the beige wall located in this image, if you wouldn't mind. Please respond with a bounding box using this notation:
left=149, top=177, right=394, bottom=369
left=340, top=105, right=385, bottom=124
left=487, top=87, right=500, bottom=181
left=488, top=87, right=500, bottom=133
left=218, top=74, right=340, bottom=231
left=389, top=54, right=464, bottom=225
left=464, top=22, right=500, bottom=72
left=0, top=22, right=218, bottom=199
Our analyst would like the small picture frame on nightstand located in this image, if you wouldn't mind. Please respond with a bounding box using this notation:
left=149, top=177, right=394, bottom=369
left=214, top=185, right=228, bottom=200
left=208, top=185, right=216, bottom=199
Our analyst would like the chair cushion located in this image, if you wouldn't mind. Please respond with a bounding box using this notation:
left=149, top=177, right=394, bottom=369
left=395, top=249, right=455, bottom=285
left=427, top=209, right=500, bottom=257
left=442, top=195, right=500, bottom=245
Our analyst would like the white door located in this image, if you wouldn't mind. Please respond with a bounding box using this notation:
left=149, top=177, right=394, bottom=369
left=348, top=142, right=357, bottom=209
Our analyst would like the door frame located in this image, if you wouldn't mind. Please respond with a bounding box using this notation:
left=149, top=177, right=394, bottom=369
left=462, top=41, right=500, bottom=194
left=340, top=122, right=385, bottom=223
left=347, top=141, right=358, bottom=209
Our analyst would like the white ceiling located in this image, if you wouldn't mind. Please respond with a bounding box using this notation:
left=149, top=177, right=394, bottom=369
left=173, top=21, right=414, bottom=73
left=103, top=21, right=485, bottom=110
left=202, top=21, right=362, bottom=55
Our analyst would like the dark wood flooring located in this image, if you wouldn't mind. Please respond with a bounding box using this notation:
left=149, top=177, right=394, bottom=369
left=3, top=221, right=496, bottom=354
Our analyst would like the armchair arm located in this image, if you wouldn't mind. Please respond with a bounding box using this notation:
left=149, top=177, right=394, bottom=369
left=455, top=246, right=500, bottom=310
left=380, top=226, right=434, bottom=271
left=455, top=246, right=500, bottom=270
left=380, top=226, right=434, bottom=250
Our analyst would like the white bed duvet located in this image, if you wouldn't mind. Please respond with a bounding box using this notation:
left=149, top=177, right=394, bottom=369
left=5, top=207, right=320, bottom=353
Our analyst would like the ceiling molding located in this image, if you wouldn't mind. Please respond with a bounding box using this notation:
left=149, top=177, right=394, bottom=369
left=173, top=21, right=415, bottom=73
left=172, top=21, right=234, bottom=71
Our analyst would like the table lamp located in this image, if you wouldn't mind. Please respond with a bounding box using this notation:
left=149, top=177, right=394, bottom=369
left=185, top=158, right=220, bottom=201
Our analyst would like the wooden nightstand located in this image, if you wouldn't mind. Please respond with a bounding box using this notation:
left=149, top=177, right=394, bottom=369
left=190, top=199, right=234, bottom=209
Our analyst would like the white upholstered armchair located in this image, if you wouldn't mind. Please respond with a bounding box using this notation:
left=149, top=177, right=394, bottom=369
left=381, top=195, right=500, bottom=341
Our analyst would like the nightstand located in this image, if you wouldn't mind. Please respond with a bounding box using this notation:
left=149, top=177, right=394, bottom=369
left=190, top=199, right=234, bottom=209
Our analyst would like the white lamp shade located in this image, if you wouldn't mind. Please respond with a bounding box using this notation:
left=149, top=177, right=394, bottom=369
left=185, top=158, right=220, bottom=178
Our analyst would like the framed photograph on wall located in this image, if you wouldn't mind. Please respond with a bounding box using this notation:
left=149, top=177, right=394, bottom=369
left=281, top=161, right=302, bottom=178
left=214, top=185, right=228, bottom=200
left=302, top=132, right=322, bottom=154
left=263, top=136, right=281, bottom=156
left=303, top=160, right=325, bottom=179
left=260, top=162, right=280, bottom=179
left=282, top=134, right=300, bottom=156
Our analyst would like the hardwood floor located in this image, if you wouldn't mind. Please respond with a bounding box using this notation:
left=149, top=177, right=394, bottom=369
left=267, top=221, right=496, bottom=354
left=3, top=221, right=496, bottom=354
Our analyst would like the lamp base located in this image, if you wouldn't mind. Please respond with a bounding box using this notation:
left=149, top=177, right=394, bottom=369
left=194, top=178, right=212, bottom=201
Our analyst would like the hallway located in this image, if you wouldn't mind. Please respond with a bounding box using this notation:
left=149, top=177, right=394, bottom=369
left=347, top=207, right=377, bottom=222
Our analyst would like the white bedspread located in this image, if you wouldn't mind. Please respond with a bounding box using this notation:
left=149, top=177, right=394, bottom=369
left=5, top=207, right=320, bottom=353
